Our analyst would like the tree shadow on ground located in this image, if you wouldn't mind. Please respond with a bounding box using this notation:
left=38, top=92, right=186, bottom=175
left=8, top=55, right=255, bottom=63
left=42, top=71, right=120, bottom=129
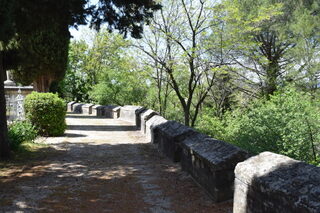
left=67, top=125, right=137, bottom=132
left=0, top=141, right=232, bottom=213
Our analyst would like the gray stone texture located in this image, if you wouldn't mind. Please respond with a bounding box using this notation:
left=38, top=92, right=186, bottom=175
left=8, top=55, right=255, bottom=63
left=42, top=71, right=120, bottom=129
left=82, top=104, right=94, bottom=115
left=72, top=103, right=84, bottom=113
left=153, top=121, right=196, bottom=162
left=103, top=105, right=119, bottom=118
left=180, top=133, right=248, bottom=203
left=145, top=115, right=167, bottom=143
left=234, top=152, right=320, bottom=213
left=67, top=101, right=76, bottom=112
left=140, top=109, right=159, bottom=134
left=119, top=105, right=145, bottom=126
left=92, top=105, right=105, bottom=117
left=112, top=106, right=121, bottom=119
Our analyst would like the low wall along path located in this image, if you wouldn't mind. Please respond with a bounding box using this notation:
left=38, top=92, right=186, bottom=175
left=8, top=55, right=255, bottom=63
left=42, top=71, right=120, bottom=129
left=0, top=106, right=231, bottom=212
left=1, top=102, right=319, bottom=213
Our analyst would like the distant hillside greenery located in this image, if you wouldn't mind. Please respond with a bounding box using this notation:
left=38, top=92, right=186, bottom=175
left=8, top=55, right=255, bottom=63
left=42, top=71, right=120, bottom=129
left=60, top=0, right=320, bottom=165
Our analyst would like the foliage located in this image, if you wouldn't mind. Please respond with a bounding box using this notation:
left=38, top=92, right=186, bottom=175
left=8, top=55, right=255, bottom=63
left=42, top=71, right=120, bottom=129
left=59, top=40, right=92, bottom=102
left=197, top=87, right=320, bottom=165
left=24, top=92, right=67, bottom=136
left=196, top=107, right=227, bottom=140
left=8, top=121, right=38, bottom=150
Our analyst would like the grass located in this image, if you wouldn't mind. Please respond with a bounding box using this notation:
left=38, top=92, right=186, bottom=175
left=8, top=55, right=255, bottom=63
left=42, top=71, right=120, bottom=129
left=0, top=140, right=60, bottom=170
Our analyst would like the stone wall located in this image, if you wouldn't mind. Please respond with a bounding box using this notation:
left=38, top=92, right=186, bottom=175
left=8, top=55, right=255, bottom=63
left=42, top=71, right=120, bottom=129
left=67, top=102, right=320, bottom=212
left=234, top=152, right=320, bottom=213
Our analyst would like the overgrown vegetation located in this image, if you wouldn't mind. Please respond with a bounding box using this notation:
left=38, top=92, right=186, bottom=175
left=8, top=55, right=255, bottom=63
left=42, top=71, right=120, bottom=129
left=8, top=120, right=38, bottom=150
left=24, top=92, right=67, bottom=136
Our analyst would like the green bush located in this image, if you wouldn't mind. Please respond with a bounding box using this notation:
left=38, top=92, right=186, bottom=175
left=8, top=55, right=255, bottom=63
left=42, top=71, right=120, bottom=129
left=224, top=87, right=320, bottom=165
left=8, top=120, right=38, bottom=150
left=24, top=92, right=67, bottom=136
left=196, top=87, right=320, bottom=165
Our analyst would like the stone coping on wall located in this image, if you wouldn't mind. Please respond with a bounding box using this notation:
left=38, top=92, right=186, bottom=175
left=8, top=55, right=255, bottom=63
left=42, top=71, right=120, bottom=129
left=180, top=132, right=248, bottom=202
left=153, top=120, right=197, bottom=162
left=234, top=152, right=320, bottom=213
left=145, top=115, right=168, bottom=143
left=140, top=109, right=159, bottom=134
left=119, top=105, right=145, bottom=126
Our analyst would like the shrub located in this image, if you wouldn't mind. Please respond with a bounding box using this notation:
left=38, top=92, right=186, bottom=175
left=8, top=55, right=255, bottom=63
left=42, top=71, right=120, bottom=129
left=8, top=120, right=38, bottom=150
left=196, top=87, right=320, bottom=165
left=24, top=92, right=67, bottom=136
left=224, top=87, right=320, bottom=165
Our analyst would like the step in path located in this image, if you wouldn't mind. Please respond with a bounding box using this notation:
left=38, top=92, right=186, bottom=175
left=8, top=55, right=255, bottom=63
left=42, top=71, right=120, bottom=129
left=0, top=113, right=232, bottom=213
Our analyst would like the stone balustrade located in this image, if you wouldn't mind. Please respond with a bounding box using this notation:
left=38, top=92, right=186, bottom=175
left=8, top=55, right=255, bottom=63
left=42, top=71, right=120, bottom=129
left=67, top=102, right=320, bottom=212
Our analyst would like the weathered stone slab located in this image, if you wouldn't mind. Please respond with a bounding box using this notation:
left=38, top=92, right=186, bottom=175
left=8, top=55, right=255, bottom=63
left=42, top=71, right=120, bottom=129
left=92, top=105, right=105, bottom=117
left=67, top=101, right=76, bottom=112
left=153, top=121, right=196, bottom=162
left=82, top=104, right=94, bottom=115
left=145, top=115, right=167, bottom=143
left=119, top=105, right=145, bottom=126
left=103, top=105, right=118, bottom=118
left=112, top=106, right=121, bottom=119
left=72, top=103, right=84, bottom=113
left=180, top=133, right=248, bottom=203
left=140, top=109, right=159, bottom=134
left=234, top=152, right=320, bottom=213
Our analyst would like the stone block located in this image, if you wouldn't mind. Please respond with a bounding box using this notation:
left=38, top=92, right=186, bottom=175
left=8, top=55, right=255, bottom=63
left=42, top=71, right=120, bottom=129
left=234, top=152, right=320, bottom=213
left=72, top=103, right=84, bottom=113
left=103, top=105, right=118, bottom=118
left=119, top=105, right=145, bottom=126
left=140, top=109, right=158, bottom=134
left=145, top=115, right=167, bottom=143
left=67, top=101, right=76, bottom=112
left=82, top=104, right=94, bottom=115
left=92, top=105, right=105, bottom=117
left=153, top=121, right=196, bottom=162
left=112, top=106, right=121, bottom=119
left=180, top=133, right=248, bottom=203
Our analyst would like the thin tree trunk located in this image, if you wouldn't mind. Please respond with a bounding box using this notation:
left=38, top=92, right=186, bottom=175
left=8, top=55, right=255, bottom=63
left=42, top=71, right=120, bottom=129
left=0, top=52, right=11, bottom=159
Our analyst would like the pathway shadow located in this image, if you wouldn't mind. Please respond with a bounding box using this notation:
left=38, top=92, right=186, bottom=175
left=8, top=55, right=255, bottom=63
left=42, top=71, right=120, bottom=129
left=0, top=141, right=232, bottom=213
left=67, top=125, right=137, bottom=132
left=66, top=115, right=107, bottom=119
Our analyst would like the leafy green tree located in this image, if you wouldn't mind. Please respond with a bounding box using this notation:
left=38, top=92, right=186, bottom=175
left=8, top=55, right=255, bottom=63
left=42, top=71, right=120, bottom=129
left=221, top=0, right=320, bottom=97
left=60, top=40, right=92, bottom=102
left=88, top=31, right=148, bottom=105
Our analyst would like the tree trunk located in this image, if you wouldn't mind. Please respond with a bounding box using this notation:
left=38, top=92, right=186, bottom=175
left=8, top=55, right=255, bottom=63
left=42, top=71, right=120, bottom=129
left=0, top=52, right=11, bottom=159
left=33, top=75, right=54, bottom=92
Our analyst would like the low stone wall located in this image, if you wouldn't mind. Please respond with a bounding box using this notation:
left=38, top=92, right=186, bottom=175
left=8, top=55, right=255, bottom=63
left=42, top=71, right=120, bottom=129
left=145, top=115, right=167, bottom=143
left=72, top=103, right=84, bottom=113
left=140, top=109, right=158, bottom=134
left=67, top=102, right=320, bottom=210
left=92, top=105, right=104, bottom=117
left=82, top=104, right=94, bottom=115
left=119, top=105, right=144, bottom=126
left=153, top=121, right=196, bottom=162
left=67, top=101, right=76, bottom=112
left=180, top=133, right=248, bottom=202
left=234, top=152, right=320, bottom=213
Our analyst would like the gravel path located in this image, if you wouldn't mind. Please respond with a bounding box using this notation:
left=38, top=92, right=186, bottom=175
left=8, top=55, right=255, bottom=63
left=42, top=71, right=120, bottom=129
left=0, top=113, right=232, bottom=213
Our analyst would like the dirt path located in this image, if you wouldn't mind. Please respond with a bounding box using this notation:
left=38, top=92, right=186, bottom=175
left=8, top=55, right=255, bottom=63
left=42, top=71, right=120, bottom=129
left=0, top=114, right=232, bottom=213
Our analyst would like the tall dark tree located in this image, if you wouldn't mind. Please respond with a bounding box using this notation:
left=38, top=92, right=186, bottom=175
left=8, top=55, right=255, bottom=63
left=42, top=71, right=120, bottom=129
left=0, top=0, right=15, bottom=159
left=0, top=0, right=160, bottom=159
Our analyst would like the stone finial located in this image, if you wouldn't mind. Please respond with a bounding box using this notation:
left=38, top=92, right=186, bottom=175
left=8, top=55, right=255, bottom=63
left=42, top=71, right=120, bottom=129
left=4, top=71, right=16, bottom=86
